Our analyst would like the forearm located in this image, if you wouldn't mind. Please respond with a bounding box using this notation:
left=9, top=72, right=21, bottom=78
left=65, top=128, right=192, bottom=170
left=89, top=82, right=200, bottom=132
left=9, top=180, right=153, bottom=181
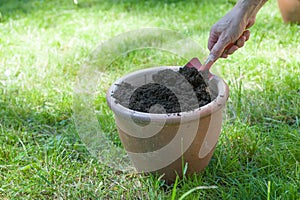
left=235, top=0, right=268, bottom=18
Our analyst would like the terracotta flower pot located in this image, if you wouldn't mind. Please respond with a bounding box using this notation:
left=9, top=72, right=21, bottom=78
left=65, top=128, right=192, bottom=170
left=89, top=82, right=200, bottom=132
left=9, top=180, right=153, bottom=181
left=106, top=66, right=229, bottom=183
left=277, top=0, right=300, bottom=23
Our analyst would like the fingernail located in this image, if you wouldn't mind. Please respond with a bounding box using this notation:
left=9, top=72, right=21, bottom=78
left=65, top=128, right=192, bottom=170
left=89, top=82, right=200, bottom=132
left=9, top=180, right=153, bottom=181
left=208, top=54, right=216, bottom=62
left=204, top=54, right=216, bottom=65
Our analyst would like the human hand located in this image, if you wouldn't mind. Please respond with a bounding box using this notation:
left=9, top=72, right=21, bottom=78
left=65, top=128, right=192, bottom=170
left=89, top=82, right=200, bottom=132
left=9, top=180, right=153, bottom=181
left=208, top=7, right=256, bottom=61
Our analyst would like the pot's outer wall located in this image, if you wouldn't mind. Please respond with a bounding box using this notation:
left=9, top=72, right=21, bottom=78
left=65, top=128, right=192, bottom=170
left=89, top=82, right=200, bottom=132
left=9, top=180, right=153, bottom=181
left=117, top=108, right=224, bottom=183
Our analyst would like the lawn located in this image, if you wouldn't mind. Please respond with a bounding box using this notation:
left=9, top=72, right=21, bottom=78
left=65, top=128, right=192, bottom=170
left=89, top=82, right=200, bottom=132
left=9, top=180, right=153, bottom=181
left=0, top=0, right=299, bottom=199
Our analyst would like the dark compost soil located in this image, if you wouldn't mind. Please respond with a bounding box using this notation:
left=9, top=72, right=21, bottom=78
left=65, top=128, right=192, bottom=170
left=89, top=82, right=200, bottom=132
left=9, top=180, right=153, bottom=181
left=112, top=66, right=213, bottom=114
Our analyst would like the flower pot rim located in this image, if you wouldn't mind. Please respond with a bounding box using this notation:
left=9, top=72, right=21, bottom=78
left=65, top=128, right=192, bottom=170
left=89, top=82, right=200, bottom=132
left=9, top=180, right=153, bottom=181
left=106, top=66, right=229, bottom=124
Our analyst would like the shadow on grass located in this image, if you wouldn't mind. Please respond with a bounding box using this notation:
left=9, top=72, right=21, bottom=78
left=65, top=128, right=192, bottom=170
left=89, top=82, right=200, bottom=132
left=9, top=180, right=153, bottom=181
left=0, top=89, right=72, bottom=134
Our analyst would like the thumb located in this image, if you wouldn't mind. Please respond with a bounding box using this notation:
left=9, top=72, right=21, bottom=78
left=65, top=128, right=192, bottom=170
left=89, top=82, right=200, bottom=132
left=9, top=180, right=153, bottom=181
left=210, top=38, right=229, bottom=61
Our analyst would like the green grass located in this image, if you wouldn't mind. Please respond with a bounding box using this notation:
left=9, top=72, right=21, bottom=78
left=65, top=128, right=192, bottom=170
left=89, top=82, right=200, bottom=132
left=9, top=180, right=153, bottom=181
left=0, top=0, right=299, bottom=199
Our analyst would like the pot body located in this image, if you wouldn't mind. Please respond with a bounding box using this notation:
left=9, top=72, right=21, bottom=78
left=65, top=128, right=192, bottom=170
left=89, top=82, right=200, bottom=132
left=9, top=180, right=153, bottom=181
left=278, top=0, right=300, bottom=23
left=106, top=66, right=229, bottom=182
